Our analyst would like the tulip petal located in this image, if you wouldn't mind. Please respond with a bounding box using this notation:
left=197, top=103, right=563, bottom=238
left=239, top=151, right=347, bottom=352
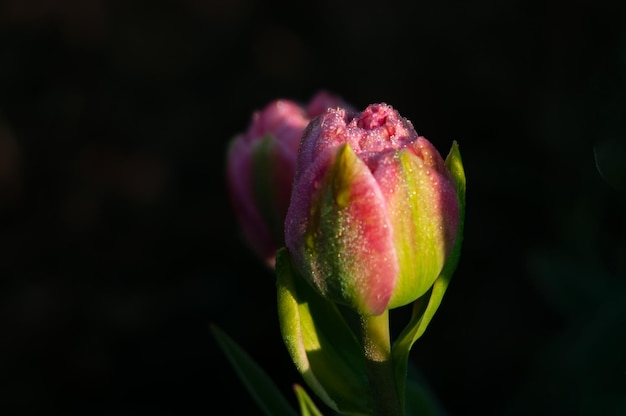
left=286, top=143, right=398, bottom=316
left=226, top=93, right=351, bottom=266
left=375, top=140, right=459, bottom=309
left=227, top=137, right=276, bottom=263
left=250, top=135, right=296, bottom=246
left=391, top=140, right=466, bottom=410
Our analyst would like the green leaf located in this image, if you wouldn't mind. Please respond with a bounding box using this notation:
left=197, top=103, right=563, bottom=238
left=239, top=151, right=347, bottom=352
left=404, top=363, right=447, bottom=416
left=276, top=248, right=372, bottom=416
left=210, top=324, right=298, bottom=416
left=293, top=384, right=325, bottom=416
left=391, top=140, right=466, bottom=410
left=594, top=137, right=626, bottom=196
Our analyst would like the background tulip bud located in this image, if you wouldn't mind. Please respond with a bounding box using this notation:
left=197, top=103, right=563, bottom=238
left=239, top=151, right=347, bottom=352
left=285, top=103, right=460, bottom=315
left=227, top=91, right=353, bottom=267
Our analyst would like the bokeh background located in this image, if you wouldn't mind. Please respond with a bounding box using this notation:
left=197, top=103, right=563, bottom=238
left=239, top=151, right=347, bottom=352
left=2, top=0, right=625, bottom=415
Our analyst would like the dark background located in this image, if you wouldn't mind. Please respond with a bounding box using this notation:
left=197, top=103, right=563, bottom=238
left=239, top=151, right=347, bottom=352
left=1, top=0, right=626, bottom=415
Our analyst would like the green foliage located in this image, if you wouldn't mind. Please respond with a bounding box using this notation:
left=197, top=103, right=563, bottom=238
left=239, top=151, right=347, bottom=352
left=294, top=384, right=325, bottom=416
left=276, top=248, right=372, bottom=415
left=210, top=324, right=298, bottom=416
left=594, top=137, right=626, bottom=197
left=405, top=364, right=447, bottom=416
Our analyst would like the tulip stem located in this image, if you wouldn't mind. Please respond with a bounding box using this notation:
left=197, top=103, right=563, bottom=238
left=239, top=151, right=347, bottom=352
left=360, top=310, right=403, bottom=416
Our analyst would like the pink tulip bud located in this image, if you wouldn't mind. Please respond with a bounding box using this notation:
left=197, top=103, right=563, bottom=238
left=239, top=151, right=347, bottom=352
left=227, top=91, right=353, bottom=267
left=285, top=103, right=460, bottom=315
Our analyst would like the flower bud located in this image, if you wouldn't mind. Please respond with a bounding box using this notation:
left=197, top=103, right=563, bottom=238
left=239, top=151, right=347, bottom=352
left=285, top=103, right=460, bottom=315
left=227, top=91, right=353, bottom=267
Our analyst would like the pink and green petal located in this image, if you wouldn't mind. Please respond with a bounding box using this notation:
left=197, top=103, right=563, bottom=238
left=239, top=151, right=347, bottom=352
left=286, top=143, right=398, bottom=316
left=227, top=137, right=276, bottom=262
left=375, top=148, right=459, bottom=309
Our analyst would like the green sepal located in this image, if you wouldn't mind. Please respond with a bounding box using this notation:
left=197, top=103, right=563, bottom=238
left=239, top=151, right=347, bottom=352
left=293, top=384, right=325, bottom=416
left=276, top=247, right=372, bottom=416
left=210, top=324, right=298, bottom=416
left=391, top=140, right=466, bottom=410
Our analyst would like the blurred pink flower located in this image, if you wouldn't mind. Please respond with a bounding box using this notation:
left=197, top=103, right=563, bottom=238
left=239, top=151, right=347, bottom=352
left=227, top=91, right=354, bottom=267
